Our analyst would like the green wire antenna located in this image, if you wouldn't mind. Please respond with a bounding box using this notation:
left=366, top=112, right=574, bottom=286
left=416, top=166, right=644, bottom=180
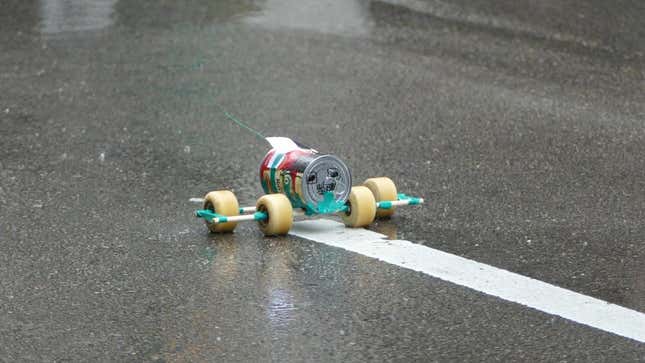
left=212, top=102, right=266, bottom=141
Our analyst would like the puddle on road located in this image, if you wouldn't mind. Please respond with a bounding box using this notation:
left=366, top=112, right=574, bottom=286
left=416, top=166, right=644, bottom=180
left=40, top=0, right=117, bottom=34
left=34, top=0, right=260, bottom=35
left=246, top=0, right=372, bottom=36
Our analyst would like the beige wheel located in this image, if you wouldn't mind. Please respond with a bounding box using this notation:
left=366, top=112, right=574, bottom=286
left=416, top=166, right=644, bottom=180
left=256, top=194, right=293, bottom=236
left=364, top=177, right=398, bottom=218
left=203, top=190, right=239, bottom=233
left=340, top=186, right=376, bottom=228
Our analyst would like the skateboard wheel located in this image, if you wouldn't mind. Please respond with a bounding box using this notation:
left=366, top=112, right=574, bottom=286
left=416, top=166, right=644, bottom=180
left=340, top=186, right=376, bottom=227
left=256, top=194, right=293, bottom=236
left=203, top=190, right=239, bottom=233
left=364, top=177, right=398, bottom=218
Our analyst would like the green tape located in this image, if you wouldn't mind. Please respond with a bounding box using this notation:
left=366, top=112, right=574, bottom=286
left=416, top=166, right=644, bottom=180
left=378, top=201, right=393, bottom=209
left=397, top=193, right=422, bottom=205
left=254, top=211, right=268, bottom=221
left=305, top=203, right=317, bottom=216
left=217, top=216, right=228, bottom=223
left=316, top=191, right=346, bottom=214
left=304, top=191, right=347, bottom=215
left=195, top=209, right=222, bottom=222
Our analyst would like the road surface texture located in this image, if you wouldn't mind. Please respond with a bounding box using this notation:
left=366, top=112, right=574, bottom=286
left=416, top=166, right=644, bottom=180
left=1, top=0, right=644, bottom=361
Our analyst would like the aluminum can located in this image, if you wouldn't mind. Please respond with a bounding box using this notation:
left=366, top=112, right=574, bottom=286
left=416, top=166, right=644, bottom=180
left=259, top=148, right=352, bottom=211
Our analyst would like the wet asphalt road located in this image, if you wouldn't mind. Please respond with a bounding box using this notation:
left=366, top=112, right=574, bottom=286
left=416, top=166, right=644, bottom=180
left=1, top=0, right=645, bottom=361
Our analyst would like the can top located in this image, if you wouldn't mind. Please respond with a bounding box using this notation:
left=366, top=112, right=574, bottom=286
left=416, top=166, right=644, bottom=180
left=301, top=154, right=352, bottom=208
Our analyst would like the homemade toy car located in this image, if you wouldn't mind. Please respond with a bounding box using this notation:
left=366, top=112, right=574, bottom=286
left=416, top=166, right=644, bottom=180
left=193, top=137, right=423, bottom=236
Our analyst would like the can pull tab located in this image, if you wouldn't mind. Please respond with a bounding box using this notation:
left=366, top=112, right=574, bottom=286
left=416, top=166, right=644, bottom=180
left=266, top=137, right=317, bottom=153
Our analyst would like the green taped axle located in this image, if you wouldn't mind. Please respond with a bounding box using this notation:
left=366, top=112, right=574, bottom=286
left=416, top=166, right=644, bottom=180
left=196, top=192, right=423, bottom=225
left=376, top=195, right=424, bottom=209
left=196, top=209, right=268, bottom=224
left=253, top=211, right=268, bottom=221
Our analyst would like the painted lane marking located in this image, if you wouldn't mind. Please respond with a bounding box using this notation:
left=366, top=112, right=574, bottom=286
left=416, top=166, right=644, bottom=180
left=289, top=219, right=645, bottom=343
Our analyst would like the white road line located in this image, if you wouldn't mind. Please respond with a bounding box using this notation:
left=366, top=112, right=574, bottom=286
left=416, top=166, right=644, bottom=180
left=289, top=219, right=645, bottom=343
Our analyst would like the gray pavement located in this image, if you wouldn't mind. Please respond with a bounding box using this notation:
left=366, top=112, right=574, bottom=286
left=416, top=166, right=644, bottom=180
left=1, top=0, right=644, bottom=361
